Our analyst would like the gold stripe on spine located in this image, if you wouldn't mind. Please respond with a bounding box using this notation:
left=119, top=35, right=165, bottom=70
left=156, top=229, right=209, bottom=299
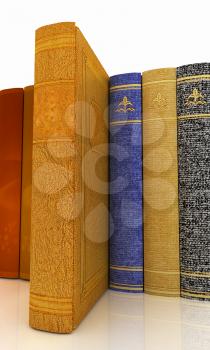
left=177, top=74, right=210, bottom=83
left=181, top=290, right=210, bottom=299
left=33, top=138, right=74, bottom=144
left=110, top=265, right=143, bottom=272
left=110, top=284, right=143, bottom=291
left=111, top=282, right=143, bottom=287
left=143, top=79, right=175, bottom=87
left=181, top=271, right=210, bottom=278
left=178, top=114, right=210, bottom=120
left=145, top=269, right=179, bottom=275
left=30, top=294, right=72, bottom=314
left=35, top=80, right=74, bottom=87
left=110, top=120, right=142, bottom=126
left=110, top=83, right=141, bottom=90
left=145, top=288, right=179, bottom=295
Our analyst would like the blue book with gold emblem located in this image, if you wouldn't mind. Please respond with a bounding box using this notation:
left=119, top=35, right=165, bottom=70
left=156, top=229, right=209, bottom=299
left=109, top=73, right=143, bottom=293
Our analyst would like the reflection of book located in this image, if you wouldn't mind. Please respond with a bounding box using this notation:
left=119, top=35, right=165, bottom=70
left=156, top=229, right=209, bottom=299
left=29, top=22, right=109, bottom=333
left=181, top=299, right=210, bottom=350
left=143, top=68, right=180, bottom=297
left=108, top=291, right=144, bottom=350
left=0, top=88, right=23, bottom=278
left=20, top=86, right=34, bottom=281
left=144, top=294, right=181, bottom=350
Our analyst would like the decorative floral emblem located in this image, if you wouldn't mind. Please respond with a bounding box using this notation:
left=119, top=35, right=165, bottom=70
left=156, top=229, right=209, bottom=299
left=115, top=96, right=135, bottom=113
left=152, top=93, right=167, bottom=110
left=185, top=88, right=207, bottom=106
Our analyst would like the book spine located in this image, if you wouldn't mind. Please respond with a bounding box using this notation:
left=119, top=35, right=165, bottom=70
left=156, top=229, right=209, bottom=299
left=0, top=88, right=23, bottom=278
left=29, top=23, right=76, bottom=333
left=177, top=63, right=210, bottom=300
left=20, top=85, right=34, bottom=281
left=109, top=73, right=143, bottom=293
left=143, top=68, right=180, bottom=296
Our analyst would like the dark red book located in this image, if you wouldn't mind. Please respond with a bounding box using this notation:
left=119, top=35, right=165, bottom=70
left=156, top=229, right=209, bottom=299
left=0, top=88, right=23, bottom=278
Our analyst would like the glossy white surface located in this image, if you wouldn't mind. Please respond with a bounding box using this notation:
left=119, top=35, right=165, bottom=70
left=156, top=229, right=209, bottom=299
left=1, top=279, right=210, bottom=349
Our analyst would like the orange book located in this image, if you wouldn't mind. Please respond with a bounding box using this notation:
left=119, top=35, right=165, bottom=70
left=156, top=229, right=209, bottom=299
left=0, top=88, right=23, bottom=278
left=29, top=22, right=108, bottom=333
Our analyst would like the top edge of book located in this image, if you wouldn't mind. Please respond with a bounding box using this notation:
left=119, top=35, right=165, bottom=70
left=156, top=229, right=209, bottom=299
left=110, top=73, right=141, bottom=87
left=177, top=62, right=210, bottom=78
left=36, top=22, right=76, bottom=39
left=0, top=88, right=23, bottom=95
left=35, top=22, right=108, bottom=81
left=143, top=68, right=176, bottom=84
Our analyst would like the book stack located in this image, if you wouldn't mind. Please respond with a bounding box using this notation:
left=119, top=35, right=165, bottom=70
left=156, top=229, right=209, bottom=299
left=0, top=21, right=210, bottom=334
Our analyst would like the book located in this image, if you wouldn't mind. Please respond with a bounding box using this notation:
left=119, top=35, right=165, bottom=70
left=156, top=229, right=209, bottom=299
left=20, top=86, right=34, bottom=280
left=142, top=68, right=180, bottom=296
left=109, top=73, right=143, bottom=293
left=177, top=63, right=210, bottom=300
left=181, top=298, right=210, bottom=349
left=29, top=22, right=109, bottom=333
left=0, top=88, right=23, bottom=278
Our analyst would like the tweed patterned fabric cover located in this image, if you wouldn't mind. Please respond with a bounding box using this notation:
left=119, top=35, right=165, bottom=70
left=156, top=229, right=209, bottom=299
left=109, top=73, right=143, bottom=293
left=177, top=63, right=210, bottom=300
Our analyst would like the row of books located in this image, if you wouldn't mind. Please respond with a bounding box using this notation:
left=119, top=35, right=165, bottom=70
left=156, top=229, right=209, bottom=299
left=0, top=21, right=209, bottom=334
left=110, top=66, right=210, bottom=300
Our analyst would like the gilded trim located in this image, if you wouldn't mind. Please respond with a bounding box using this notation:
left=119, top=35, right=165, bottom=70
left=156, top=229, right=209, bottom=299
left=30, top=293, right=72, bottom=314
left=178, top=114, right=210, bottom=120
left=145, top=269, right=179, bottom=275
left=35, top=79, right=74, bottom=87
left=110, top=282, right=143, bottom=287
left=33, top=138, right=73, bottom=144
left=145, top=287, right=179, bottom=295
left=110, top=84, right=141, bottom=91
left=181, top=271, right=210, bottom=278
left=181, top=289, right=210, bottom=299
left=177, top=74, right=210, bottom=83
left=110, top=284, right=143, bottom=291
left=110, top=265, right=143, bottom=272
left=110, top=120, right=142, bottom=126
left=143, top=79, right=175, bottom=87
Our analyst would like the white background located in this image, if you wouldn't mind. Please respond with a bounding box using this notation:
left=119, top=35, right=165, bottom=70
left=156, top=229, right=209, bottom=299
left=1, top=1, right=210, bottom=349
left=1, top=0, right=210, bottom=89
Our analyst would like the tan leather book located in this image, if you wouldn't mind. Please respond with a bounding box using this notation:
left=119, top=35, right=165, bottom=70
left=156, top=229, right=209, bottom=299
left=142, top=68, right=180, bottom=296
left=0, top=88, right=23, bottom=278
left=20, top=86, right=34, bottom=280
left=29, top=22, right=109, bottom=333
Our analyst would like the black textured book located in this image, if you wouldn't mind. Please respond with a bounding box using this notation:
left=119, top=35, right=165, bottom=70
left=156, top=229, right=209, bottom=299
left=177, top=63, right=210, bottom=300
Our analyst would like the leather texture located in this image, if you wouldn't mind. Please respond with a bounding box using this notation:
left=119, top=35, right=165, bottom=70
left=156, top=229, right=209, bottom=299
left=29, top=22, right=109, bottom=333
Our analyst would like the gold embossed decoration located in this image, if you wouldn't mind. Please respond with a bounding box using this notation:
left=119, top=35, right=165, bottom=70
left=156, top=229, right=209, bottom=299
left=185, top=88, right=207, bottom=106
left=152, top=92, right=167, bottom=110
left=115, top=96, right=135, bottom=113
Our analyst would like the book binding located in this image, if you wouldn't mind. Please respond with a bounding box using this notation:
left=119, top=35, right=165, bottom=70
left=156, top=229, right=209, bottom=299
left=109, top=73, right=143, bottom=293
left=177, top=63, right=210, bottom=300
